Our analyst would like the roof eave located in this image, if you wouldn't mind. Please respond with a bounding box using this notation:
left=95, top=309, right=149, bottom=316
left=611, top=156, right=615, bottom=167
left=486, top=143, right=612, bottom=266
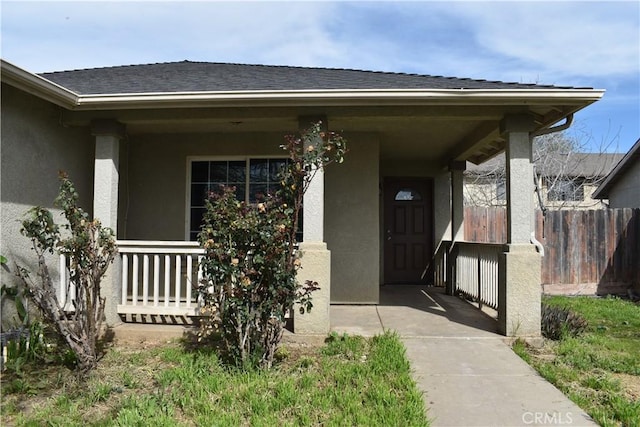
left=73, top=88, right=605, bottom=110
left=1, top=59, right=78, bottom=107
left=592, top=138, right=640, bottom=199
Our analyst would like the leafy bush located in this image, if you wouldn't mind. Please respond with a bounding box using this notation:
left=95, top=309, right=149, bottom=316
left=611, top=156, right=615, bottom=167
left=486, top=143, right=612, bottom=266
left=15, top=172, right=116, bottom=375
left=541, top=302, right=588, bottom=340
left=196, top=122, right=346, bottom=369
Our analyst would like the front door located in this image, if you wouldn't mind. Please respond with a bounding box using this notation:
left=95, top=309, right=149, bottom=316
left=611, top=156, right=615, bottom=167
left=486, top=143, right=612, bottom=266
left=383, top=178, right=433, bottom=284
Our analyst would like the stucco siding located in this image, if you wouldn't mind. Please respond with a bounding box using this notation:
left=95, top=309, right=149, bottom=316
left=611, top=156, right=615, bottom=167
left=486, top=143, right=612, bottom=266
left=608, top=163, right=640, bottom=208
left=125, top=131, right=381, bottom=303
left=1, top=84, right=94, bottom=290
left=325, top=133, right=380, bottom=303
left=124, top=132, right=289, bottom=240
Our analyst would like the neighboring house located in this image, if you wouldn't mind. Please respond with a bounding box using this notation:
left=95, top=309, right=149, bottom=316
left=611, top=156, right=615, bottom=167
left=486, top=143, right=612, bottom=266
left=1, top=59, right=605, bottom=337
left=592, top=138, right=640, bottom=208
left=464, top=152, right=623, bottom=209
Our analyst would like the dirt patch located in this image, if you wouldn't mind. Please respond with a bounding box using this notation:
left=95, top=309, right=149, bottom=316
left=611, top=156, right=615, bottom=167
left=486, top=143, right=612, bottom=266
left=613, top=373, right=640, bottom=401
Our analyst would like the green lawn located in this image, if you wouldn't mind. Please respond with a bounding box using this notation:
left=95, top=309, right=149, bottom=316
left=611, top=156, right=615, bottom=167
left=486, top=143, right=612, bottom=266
left=513, top=295, right=640, bottom=427
left=1, top=331, right=429, bottom=426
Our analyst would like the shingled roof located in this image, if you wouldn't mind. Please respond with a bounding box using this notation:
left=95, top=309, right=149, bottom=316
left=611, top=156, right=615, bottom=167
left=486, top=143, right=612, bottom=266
left=39, top=60, right=583, bottom=95
left=466, top=152, right=625, bottom=178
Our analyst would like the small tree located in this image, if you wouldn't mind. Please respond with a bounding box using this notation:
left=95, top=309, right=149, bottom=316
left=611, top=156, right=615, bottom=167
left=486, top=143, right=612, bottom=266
left=16, top=172, right=116, bottom=375
left=196, top=123, right=346, bottom=368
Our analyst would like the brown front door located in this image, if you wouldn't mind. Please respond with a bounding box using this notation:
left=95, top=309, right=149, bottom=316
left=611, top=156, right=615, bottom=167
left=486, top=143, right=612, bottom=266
left=383, top=178, right=433, bottom=284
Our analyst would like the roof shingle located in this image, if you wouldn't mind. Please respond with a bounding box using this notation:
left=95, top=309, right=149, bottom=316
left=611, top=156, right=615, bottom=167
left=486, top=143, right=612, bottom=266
left=39, top=60, right=585, bottom=95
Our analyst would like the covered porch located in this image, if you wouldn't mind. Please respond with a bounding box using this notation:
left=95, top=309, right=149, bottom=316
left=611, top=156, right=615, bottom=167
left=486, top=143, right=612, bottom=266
left=85, top=112, right=548, bottom=337
left=0, top=61, right=602, bottom=339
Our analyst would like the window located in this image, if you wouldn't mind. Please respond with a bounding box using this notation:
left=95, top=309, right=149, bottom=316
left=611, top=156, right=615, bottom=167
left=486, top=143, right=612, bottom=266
left=547, top=179, right=584, bottom=202
left=188, top=158, right=288, bottom=241
left=496, top=179, right=506, bottom=202
left=394, top=188, right=422, bottom=201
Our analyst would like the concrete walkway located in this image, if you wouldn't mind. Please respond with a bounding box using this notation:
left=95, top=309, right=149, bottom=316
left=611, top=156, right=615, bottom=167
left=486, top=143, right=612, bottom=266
left=331, top=286, right=598, bottom=427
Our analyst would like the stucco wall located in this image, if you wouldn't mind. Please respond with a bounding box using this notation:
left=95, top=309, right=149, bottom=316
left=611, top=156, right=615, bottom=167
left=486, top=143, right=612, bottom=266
left=0, top=83, right=94, bottom=298
left=125, top=131, right=381, bottom=304
left=325, top=133, right=380, bottom=303
left=608, top=164, right=640, bottom=208
left=123, top=132, right=286, bottom=240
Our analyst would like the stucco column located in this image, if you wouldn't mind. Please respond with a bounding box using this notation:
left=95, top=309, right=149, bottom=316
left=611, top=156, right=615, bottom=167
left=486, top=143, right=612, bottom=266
left=294, top=116, right=331, bottom=334
left=92, top=119, right=125, bottom=326
left=498, top=114, right=541, bottom=337
left=447, top=162, right=466, bottom=295
left=433, top=172, right=452, bottom=288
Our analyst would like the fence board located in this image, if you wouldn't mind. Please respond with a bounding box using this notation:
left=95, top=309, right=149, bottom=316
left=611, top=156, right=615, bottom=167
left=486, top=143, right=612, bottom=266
left=464, top=207, right=640, bottom=294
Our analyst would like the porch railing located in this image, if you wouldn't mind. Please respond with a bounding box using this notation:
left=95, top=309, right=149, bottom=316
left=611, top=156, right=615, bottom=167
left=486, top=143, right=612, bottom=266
left=117, top=241, right=204, bottom=316
left=454, top=242, right=502, bottom=310
left=431, top=241, right=451, bottom=287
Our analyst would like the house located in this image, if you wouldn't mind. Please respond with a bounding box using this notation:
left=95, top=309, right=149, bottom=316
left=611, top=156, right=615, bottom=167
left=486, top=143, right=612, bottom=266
left=592, top=138, right=640, bottom=208
left=464, top=152, right=624, bottom=209
left=0, top=59, right=605, bottom=337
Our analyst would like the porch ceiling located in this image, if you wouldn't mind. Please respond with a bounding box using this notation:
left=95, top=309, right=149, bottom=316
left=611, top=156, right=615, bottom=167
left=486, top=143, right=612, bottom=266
left=62, top=101, right=584, bottom=165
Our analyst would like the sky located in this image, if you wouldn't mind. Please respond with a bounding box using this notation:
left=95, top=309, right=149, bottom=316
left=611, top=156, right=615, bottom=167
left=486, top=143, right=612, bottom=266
left=2, top=0, right=638, bottom=153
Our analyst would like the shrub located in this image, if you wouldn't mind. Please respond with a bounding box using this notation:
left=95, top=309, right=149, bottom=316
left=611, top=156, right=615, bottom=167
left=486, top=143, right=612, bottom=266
left=541, top=303, right=588, bottom=340
left=15, top=172, right=116, bottom=375
left=196, top=122, right=346, bottom=369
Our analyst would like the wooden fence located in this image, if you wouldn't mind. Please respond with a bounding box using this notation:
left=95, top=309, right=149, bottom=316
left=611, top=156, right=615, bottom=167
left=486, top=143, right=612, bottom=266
left=464, top=207, right=640, bottom=295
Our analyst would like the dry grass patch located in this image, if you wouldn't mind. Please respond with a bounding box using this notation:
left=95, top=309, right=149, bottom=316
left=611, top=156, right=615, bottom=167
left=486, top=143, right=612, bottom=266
left=2, top=331, right=429, bottom=426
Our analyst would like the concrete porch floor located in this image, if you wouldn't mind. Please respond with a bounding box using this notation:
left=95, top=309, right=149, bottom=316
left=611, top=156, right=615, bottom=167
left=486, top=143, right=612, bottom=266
left=331, top=285, right=597, bottom=427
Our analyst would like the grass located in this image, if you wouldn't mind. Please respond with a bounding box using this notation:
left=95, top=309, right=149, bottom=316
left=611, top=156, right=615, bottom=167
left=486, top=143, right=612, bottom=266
left=513, top=295, right=640, bottom=427
left=1, top=330, right=429, bottom=426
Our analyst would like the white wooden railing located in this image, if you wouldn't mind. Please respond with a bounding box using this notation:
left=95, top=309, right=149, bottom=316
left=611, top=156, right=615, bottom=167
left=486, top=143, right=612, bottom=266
left=454, top=242, right=502, bottom=310
left=117, top=241, right=205, bottom=316
left=431, top=241, right=451, bottom=288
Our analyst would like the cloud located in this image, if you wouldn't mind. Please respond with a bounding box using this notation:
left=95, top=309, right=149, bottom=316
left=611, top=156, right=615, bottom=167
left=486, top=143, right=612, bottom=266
left=3, top=1, right=637, bottom=82
left=0, top=1, right=637, bottom=151
left=441, top=2, right=639, bottom=81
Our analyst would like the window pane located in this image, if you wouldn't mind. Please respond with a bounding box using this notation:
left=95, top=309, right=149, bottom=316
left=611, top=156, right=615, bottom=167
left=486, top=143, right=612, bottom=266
left=191, top=183, right=209, bottom=207
left=190, top=208, right=206, bottom=232
left=250, top=159, right=268, bottom=182
left=270, top=159, right=288, bottom=181
left=209, top=161, right=228, bottom=183
left=548, top=179, right=583, bottom=202
left=496, top=180, right=506, bottom=202
left=233, top=185, right=246, bottom=202
left=395, top=189, right=422, bottom=201
left=228, top=161, right=246, bottom=182
left=192, top=162, right=209, bottom=182
left=249, top=184, right=268, bottom=202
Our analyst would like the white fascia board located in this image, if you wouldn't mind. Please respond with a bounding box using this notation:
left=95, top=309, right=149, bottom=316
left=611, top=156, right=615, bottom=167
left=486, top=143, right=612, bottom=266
left=1, top=59, right=78, bottom=107
left=74, top=88, right=605, bottom=110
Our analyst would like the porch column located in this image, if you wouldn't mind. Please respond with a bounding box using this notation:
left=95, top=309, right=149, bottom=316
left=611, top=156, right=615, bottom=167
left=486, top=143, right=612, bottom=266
left=498, top=114, right=541, bottom=337
left=433, top=172, right=452, bottom=288
left=294, top=116, right=331, bottom=334
left=447, top=162, right=466, bottom=295
left=92, top=119, right=125, bottom=326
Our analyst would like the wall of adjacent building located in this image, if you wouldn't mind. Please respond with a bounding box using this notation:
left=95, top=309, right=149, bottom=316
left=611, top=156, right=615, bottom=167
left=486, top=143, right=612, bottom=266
left=607, top=164, right=640, bottom=208
left=463, top=179, right=609, bottom=210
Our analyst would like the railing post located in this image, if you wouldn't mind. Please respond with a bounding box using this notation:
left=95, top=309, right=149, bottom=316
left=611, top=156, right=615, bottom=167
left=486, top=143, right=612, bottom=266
left=477, top=250, right=483, bottom=309
left=447, top=243, right=458, bottom=295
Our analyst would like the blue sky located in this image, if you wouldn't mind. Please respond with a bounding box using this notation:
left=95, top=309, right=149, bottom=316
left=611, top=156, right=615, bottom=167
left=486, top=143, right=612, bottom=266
left=2, top=0, right=638, bottom=152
